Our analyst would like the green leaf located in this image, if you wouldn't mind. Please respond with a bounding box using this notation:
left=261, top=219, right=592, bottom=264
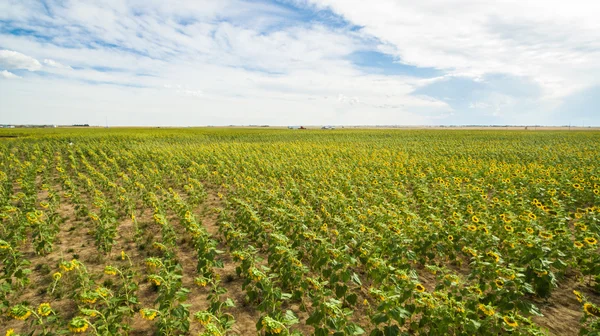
left=383, top=325, right=400, bottom=336
left=306, top=310, right=324, bottom=325
left=371, top=313, right=389, bottom=324
left=346, top=293, right=358, bottom=306
left=335, top=284, right=348, bottom=298
left=388, top=307, right=410, bottom=325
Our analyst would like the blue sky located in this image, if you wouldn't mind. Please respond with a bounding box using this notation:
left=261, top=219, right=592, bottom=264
left=1, top=0, right=599, bottom=126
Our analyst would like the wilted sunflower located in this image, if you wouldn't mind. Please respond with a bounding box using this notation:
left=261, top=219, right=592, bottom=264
left=8, top=304, right=31, bottom=320
left=68, top=317, right=89, bottom=333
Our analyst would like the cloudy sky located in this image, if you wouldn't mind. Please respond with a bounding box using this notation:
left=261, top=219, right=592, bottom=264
left=1, top=0, right=599, bottom=126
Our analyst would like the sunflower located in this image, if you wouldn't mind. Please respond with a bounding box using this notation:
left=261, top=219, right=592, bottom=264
left=148, top=275, right=162, bottom=286
left=37, top=303, right=52, bottom=317
left=194, top=311, right=212, bottom=325
left=504, top=225, right=514, bottom=233
left=574, top=290, right=583, bottom=303
left=478, top=303, right=495, bottom=316
left=104, top=265, right=118, bottom=276
left=472, top=216, right=480, bottom=223
left=503, top=315, right=518, bottom=328
left=539, top=231, right=553, bottom=240
left=0, top=239, right=11, bottom=250
left=8, top=305, right=31, bottom=320
left=447, top=235, right=454, bottom=242
left=195, top=276, right=208, bottom=287
left=68, top=317, right=89, bottom=333
left=145, top=257, right=162, bottom=268
left=415, top=283, right=426, bottom=293
left=487, top=251, right=500, bottom=263
left=467, top=225, right=477, bottom=232
left=525, top=228, right=534, bottom=234
left=463, top=247, right=477, bottom=257
left=152, top=242, right=166, bottom=250
left=584, top=237, right=597, bottom=245
left=584, top=303, right=600, bottom=317
left=574, top=241, right=584, bottom=249
left=95, top=287, right=111, bottom=298
left=528, top=213, right=537, bottom=220
left=80, top=291, right=99, bottom=304
left=554, top=228, right=567, bottom=234
left=140, top=308, right=158, bottom=321
left=495, top=279, right=505, bottom=288
left=80, top=308, right=98, bottom=317
left=6, top=329, right=15, bottom=336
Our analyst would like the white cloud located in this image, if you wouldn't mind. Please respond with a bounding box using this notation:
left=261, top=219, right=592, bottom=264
left=303, top=0, right=600, bottom=100
left=337, top=94, right=360, bottom=105
left=0, top=49, right=42, bottom=71
left=0, top=70, right=21, bottom=79
left=43, top=59, right=73, bottom=69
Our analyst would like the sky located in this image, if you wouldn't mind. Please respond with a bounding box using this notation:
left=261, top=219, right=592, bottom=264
left=1, top=0, right=599, bottom=126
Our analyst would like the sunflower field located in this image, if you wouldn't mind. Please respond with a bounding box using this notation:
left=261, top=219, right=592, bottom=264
left=1, top=127, right=599, bottom=336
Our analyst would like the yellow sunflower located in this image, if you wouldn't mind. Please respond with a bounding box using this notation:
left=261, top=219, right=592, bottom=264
left=415, top=283, right=426, bottom=293
left=503, top=315, right=518, bottom=328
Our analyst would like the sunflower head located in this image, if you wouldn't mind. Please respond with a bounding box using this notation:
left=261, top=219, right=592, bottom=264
left=415, top=283, right=426, bottom=293
left=8, top=304, right=31, bottom=320
left=140, top=308, right=159, bottom=321
left=37, top=303, right=52, bottom=317
left=584, top=303, right=600, bottom=317
left=68, top=317, right=89, bottom=333
left=503, top=315, right=518, bottom=328
left=574, top=290, right=584, bottom=303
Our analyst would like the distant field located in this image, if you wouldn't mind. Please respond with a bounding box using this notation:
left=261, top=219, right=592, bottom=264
left=1, top=128, right=599, bottom=335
